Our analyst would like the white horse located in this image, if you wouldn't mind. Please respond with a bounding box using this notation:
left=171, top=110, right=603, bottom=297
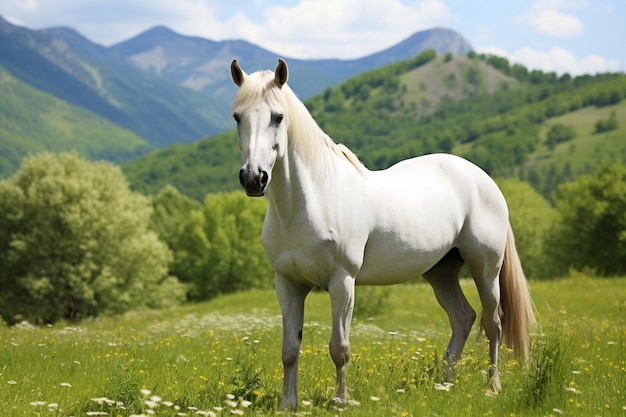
left=230, top=59, right=535, bottom=410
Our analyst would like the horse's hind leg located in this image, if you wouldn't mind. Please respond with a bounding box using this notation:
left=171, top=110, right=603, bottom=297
left=423, top=248, right=476, bottom=380
left=463, top=249, right=503, bottom=392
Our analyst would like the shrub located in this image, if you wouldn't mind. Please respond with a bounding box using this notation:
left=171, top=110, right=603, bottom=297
left=0, top=153, right=185, bottom=324
left=174, top=192, right=272, bottom=300
left=547, top=163, right=626, bottom=276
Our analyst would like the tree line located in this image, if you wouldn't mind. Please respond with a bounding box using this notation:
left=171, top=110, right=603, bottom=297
left=1, top=153, right=625, bottom=325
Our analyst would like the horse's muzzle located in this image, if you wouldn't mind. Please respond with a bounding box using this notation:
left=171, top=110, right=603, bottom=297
left=239, top=168, right=269, bottom=197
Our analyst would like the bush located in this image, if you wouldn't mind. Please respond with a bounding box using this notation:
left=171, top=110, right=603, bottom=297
left=548, top=163, right=626, bottom=276
left=0, top=153, right=185, bottom=324
left=174, top=192, right=273, bottom=300
left=545, top=123, right=576, bottom=150
left=594, top=110, right=618, bottom=133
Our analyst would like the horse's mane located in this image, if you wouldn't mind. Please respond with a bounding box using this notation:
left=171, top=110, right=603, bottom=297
left=232, top=70, right=367, bottom=175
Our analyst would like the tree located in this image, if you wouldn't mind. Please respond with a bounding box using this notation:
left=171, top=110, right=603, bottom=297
left=594, top=111, right=618, bottom=133
left=0, top=153, right=185, bottom=324
left=175, top=192, right=273, bottom=300
left=150, top=185, right=201, bottom=253
left=548, top=163, right=626, bottom=276
left=496, top=178, right=559, bottom=279
left=546, top=123, right=576, bottom=150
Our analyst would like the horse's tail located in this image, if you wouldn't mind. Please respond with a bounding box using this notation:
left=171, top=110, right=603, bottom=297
left=497, top=223, right=536, bottom=359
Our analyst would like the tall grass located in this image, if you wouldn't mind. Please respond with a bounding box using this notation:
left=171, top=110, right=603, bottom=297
left=1, top=276, right=624, bottom=416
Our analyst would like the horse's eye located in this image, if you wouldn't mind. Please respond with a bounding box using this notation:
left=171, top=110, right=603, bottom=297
left=233, top=113, right=241, bottom=124
left=274, top=114, right=284, bottom=125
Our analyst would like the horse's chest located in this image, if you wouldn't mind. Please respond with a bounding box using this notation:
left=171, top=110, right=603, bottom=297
left=261, top=220, right=353, bottom=287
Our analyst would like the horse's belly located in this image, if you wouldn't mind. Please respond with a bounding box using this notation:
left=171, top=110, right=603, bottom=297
left=356, top=229, right=456, bottom=286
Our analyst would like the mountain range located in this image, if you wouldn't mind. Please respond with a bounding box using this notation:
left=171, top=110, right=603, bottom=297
left=0, top=16, right=472, bottom=176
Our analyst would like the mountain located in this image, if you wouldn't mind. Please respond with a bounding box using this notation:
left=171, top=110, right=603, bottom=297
left=0, top=66, right=150, bottom=176
left=111, top=26, right=472, bottom=101
left=0, top=15, right=473, bottom=178
left=123, top=53, right=626, bottom=201
left=0, top=16, right=231, bottom=149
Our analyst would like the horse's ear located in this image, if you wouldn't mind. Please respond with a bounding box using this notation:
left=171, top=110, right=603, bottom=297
left=231, top=59, right=246, bottom=87
left=274, top=59, right=288, bottom=88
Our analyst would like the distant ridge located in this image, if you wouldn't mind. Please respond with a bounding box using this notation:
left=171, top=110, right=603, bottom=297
left=111, top=26, right=473, bottom=100
left=0, top=15, right=473, bottom=177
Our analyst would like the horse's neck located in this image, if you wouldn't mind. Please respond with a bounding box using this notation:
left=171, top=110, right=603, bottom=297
left=267, top=144, right=337, bottom=224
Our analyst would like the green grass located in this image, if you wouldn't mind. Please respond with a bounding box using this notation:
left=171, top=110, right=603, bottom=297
left=1, top=276, right=624, bottom=416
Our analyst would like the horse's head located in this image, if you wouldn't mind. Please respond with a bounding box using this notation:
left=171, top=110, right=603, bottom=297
left=230, top=59, right=289, bottom=197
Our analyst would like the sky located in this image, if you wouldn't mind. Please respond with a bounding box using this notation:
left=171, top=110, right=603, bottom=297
left=1, top=0, right=623, bottom=76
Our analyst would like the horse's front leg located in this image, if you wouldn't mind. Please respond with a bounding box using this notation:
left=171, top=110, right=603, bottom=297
left=276, top=275, right=310, bottom=410
left=328, top=273, right=355, bottom=404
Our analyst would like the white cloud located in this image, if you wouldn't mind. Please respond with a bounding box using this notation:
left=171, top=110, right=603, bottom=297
left=223, top=0, right=457, bottom=58
left=516, top=0, right=585, bottom=38
left=1, top=0, right=456, bottom=58
left=477, top=45, right=622, bottom=76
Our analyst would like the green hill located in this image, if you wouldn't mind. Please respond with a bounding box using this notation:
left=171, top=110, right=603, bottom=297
left=123, top=52, right=626, bottom=201
left=0, top=66, right=150, bottom=176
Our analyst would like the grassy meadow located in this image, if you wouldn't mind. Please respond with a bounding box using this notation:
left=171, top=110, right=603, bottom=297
left=1, top=275, right=624, bottom=416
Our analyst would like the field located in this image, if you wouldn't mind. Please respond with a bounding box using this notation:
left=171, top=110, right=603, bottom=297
left=1, top=275, right=624, bottom=416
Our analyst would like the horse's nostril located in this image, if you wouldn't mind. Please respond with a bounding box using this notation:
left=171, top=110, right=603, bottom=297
left=260, top=171, right=269, bottom=187
left=239, top=169, right=246, bottom=187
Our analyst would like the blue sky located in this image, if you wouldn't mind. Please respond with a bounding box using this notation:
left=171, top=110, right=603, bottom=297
left=1, top=0, right=623, bottom=75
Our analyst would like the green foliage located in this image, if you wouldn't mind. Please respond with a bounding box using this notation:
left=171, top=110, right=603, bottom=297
left=124, top=130, right=241, bottom=200
left=149, top=184, right=201, bottom=251
left=548, top=163, right=626, bottom=276
left=519, top=327, right=572, bottom=409
left=0, top=153, right=185, bottom=324
left=546, top=123, right=576, bottom=150
left=174, top=192, right=272, bottom=300
left=354, top=286, right=391, bottom=318
left=594, top=110, right=618, bottom=133
left=496, top=178, right=559, bottom=279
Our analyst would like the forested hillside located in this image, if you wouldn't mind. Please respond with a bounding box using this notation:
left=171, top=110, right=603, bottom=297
left=124, top=51, right=626, bottom=200
left=0, top=66, right=150, bottom=176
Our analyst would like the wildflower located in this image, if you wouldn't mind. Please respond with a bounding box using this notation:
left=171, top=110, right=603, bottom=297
left=30, top=401, right=46, bottom=406
left=224, top=399, right=238, bottom=408
left=195, top=411, right=217, bottom=417
left=90, top=397, right=116, bottom=405
left=434, top=382, right=454, bottom=391
left=240, top=400, right=252, bottom=408
left=141, top=389, right=151, bottom=396
left=145, top=399, right=159, bottom=409
left=60, top=382, right=72, bottom=387
left=7, top=380, right=17, bottom=385
left=231, top=410, right=244, bottom=415
left=565, top=387, right=582, bottom=394
left=552, top=408, right=563, bottom=414
left=86, top=413, right=109, bottom=416
left=370, top=396, right=380, bottom=401
left=48, top=403, right=59, bottom=408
